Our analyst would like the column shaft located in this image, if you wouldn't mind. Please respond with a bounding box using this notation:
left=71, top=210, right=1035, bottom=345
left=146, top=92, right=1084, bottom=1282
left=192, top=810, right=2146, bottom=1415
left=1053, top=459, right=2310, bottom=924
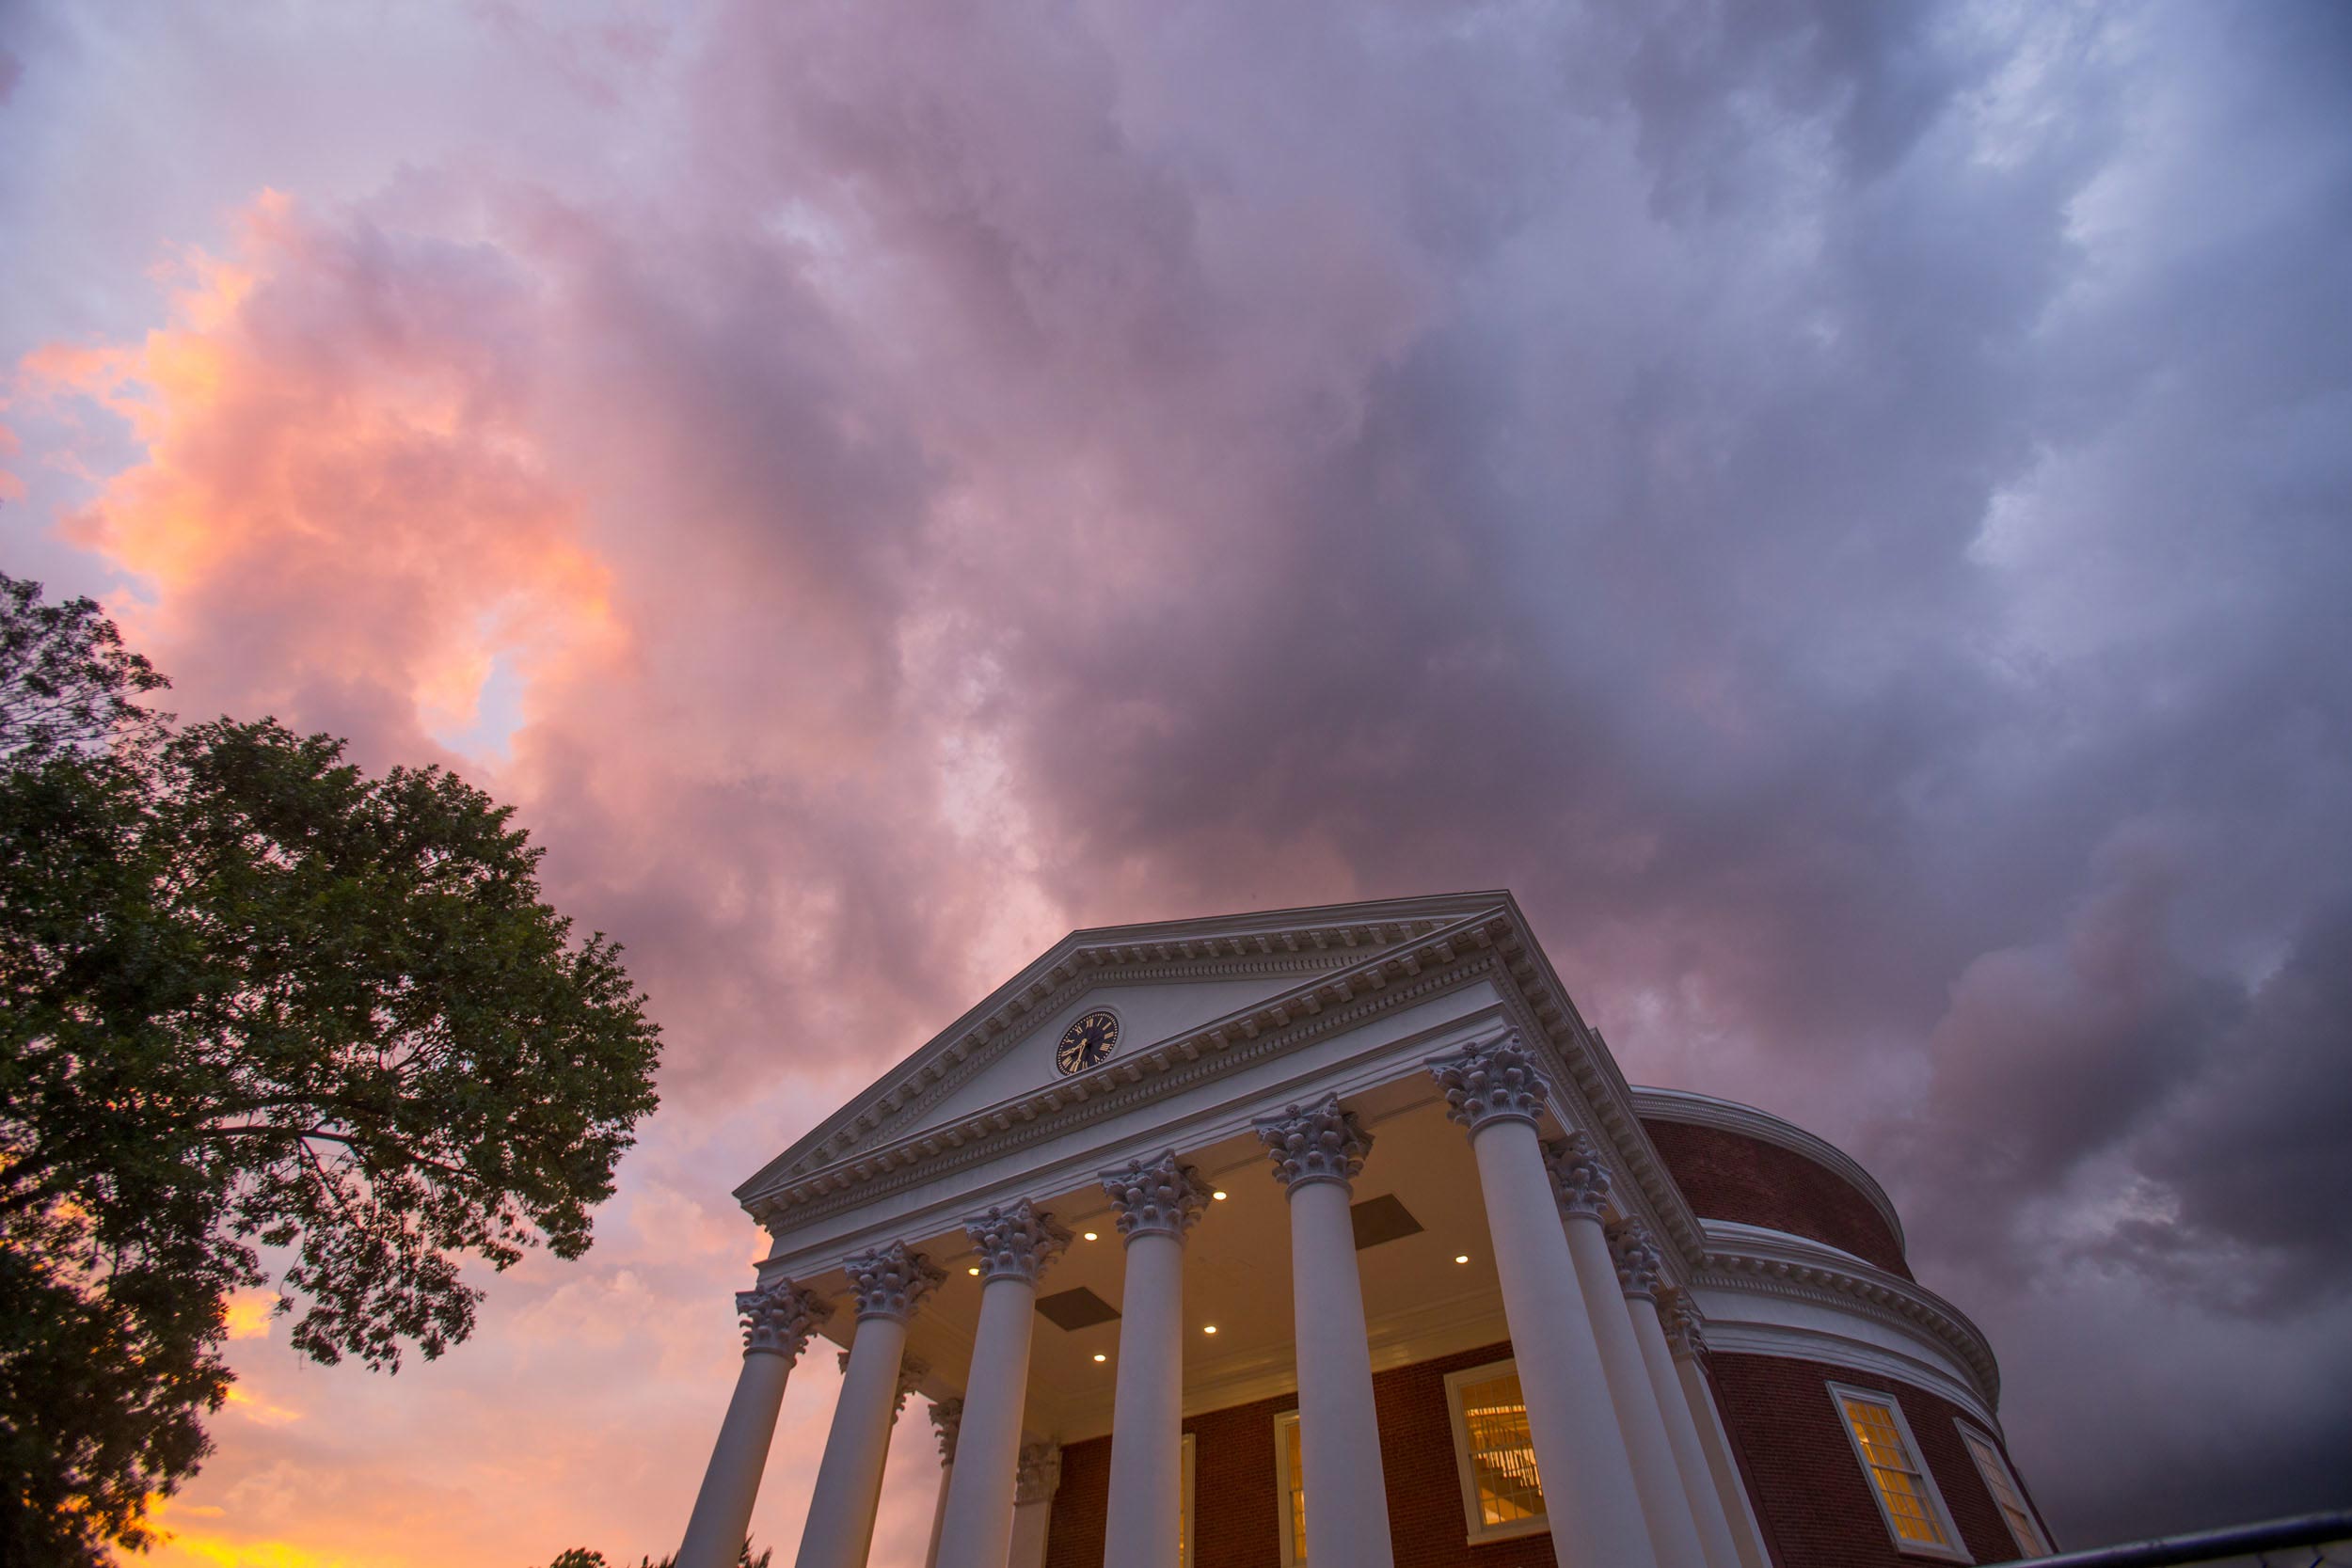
left=1287, top=1177, right=1395, bottom=1568
left=1556, top=1214, right=1708, bottom=1564
left=1470, top=1119, right=1662, bottom=1568
left=1677, top=1358, right=1772, bottom=1568
left=1008, top=1501, right=1052, bottom=1568
left=1102, top=1229, right=1186, bottom=1568
left=922, top=1462, right=953, bottom=1568
left=933, top=1276, right=1041, bottom=1568
left=1630, top=1300, right=1744, bottom=1568
left=793, top=1317, right=911, bottom=1568
left=677, top=1350, right=796, bottom=1568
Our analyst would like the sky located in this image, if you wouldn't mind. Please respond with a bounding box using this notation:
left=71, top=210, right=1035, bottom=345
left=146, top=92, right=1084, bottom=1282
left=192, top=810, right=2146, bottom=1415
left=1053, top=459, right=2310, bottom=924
left=3, top=0, right=2349, bottom=1562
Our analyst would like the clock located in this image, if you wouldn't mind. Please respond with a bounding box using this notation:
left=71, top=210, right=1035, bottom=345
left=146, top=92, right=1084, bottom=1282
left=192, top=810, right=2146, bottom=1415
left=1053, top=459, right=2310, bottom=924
left=1055, top=1009, right=1120, bottom=1076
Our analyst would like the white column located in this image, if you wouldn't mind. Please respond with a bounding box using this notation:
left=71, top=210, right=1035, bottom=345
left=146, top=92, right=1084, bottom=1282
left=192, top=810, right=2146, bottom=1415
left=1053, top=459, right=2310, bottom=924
left=794, top=1244, right=945, bottom=1568
left=677, top=1279, right=834, bottom=1568
left=1539, top=1132, right=1707, bottom=1566
left=1613, top=1224, right=1743, bottom=1568
left=934, top=1200, right=1072, bottom=1568
left=1430, top=1039, right=1661, bottom=1568
left=1255, top=1097, right=1395, bottom=1568
left=1664, top=1296, right=1772, bottom=1568
left=922, top=1399, right=962, bottom=1568
left=850, top=1354, right=931, bottom=1568
left=1099, top=1151, right=1212, bottom=1568
left=1009, top=1440, right=1061, bottom=1568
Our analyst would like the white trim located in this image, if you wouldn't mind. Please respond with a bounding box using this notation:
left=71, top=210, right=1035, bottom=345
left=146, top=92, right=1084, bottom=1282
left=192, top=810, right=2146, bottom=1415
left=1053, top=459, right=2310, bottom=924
left=1697, top=1316, right=1996, bottom=1433
left=1273, top=1410, right=1305, bottom=1568
left=1180, top=1430, right=1197, bottom=1568
left=1826, top=1382, right=1972, bottom=1562
left=1955, top=1419, right=2052, bottom=1559
left=1629, top=1085, right=1906, bottom=1254
left=1703, top=1218, right=1880, bottom=1273
left=1695, top=1226, right=2001, bottom=1411
left=1440, top=1357, right=1551, bottom=1546
left=740, top=894, right=1715, bottom=1276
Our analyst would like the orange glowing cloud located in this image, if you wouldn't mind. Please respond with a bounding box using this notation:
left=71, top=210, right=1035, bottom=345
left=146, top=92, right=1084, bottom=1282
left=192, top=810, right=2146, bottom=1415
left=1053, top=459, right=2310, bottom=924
left=16, top=192, right=623, bottom=767
left=220, top=1386, right=305, bottom=1428
left=222, top=1288, right=282, bottom=1341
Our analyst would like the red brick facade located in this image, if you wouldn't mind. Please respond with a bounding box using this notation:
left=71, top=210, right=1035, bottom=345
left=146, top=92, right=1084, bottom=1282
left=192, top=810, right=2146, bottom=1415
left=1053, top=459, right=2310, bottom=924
left=1047, top=1341, right=1558, bottom=1568
left=1641, top=1119, right=1913, bottom=1279
left=1042, top=1342, right=2049, bottom=1568
left=1709, top=1351, right=2053, bottom=1568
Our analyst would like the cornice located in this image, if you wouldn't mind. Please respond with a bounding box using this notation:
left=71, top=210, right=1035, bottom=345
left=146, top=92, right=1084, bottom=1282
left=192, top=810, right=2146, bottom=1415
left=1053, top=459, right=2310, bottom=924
left=1629, top=1085, right=1906, bottom=1255
left=738, top=895, right=1505, bottom=1201
left=743, top=895, right=1714, bottom=1286
left=745, top=921, right=1508, bottom=1227
left=1485, top=931, right=1708, bottom=1269
left=1694, top=1230, right=1998, bottom=1410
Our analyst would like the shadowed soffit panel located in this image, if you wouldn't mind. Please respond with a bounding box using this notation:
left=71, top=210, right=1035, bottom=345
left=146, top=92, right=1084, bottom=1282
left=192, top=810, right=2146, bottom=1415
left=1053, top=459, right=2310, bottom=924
left=1350, top=1194, right=1423, bottom=1251
left=1036, top=1287, right=1121, bottom=1331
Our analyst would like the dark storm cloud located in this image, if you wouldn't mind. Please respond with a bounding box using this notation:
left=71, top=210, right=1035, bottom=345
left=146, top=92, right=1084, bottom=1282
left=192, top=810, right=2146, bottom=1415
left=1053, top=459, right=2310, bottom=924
left=12, top=0, right=2351, bottom=1554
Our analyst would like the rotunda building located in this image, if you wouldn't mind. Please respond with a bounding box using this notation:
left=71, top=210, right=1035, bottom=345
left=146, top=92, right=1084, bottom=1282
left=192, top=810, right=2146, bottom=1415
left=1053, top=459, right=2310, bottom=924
left=674, top=892, right=2054, bottom=1568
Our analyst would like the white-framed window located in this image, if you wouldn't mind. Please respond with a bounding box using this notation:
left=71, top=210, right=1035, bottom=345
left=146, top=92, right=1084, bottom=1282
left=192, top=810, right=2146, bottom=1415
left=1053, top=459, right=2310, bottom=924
left=1273, top=1410, right=1307, bottom=1567
left=1180, top=1430, right=1197, bottom=1568
left=1441, top=1358, right=1549, bottom=1544
left=1956, top=1422, right=2051, bottom=1559
left=1827, top=1382, right=1971, bottom=1561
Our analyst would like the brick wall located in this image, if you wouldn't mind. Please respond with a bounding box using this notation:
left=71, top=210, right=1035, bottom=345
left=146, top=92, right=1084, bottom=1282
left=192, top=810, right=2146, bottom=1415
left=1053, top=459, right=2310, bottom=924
left=1045, top=1341, right=1560, bottom=1568
left=1642, top=1118, right=1913, bottom=1278
left=1043, top=1339, right=2050, bottom=1568
left=1709, top=1351, right=2054, bottom=1568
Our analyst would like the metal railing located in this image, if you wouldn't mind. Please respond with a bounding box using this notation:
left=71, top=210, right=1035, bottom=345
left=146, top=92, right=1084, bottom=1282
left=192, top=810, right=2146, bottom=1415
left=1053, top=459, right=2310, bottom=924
left=1998, top=1513, right=2352, bottom=1568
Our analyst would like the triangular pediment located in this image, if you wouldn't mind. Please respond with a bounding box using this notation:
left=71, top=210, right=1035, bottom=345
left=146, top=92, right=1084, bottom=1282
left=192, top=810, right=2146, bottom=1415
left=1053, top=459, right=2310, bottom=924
left=735, top=893, right=1509, bottom=1202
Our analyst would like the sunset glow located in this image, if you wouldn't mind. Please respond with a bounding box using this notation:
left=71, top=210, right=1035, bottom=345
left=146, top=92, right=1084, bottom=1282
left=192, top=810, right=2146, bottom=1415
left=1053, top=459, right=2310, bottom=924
left=4, top=1, right=2349, bottom=1564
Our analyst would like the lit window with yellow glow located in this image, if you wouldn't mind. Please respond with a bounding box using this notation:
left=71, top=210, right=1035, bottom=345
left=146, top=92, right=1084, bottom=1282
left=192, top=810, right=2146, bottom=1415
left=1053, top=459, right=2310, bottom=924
left=1274, top=1411, right=1307, bottom=1567
left=1828, top=1383, right=1970, bottom=1560
left=1179, top=1430, right=1197, bottom=1568
left=1440, top=1359, right=1550, bottom=1544
left=1960, top=1425, right=2050, bottom=1558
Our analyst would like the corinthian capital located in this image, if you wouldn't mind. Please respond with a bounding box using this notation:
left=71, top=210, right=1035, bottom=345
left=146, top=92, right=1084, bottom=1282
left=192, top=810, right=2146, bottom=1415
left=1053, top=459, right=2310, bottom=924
left=1542, top=1132, right=1613, bottom=1222
left=1254, top=1096, right=1374, bottom=1193
left=844, top=1241, right=946, bottom=1323
left=930, top=1397, right=964, bottom=1465
left=1429, top=1034, right=1550, bottom=1132
left=963, top=1199, right=1073, bottom=1285
left=1608, top=1217, right=1664, bottom=1299
left=1100, top=1150, right=1212, bottom=1243
left=1661, top=1291, right=1708, bottom=1361
left=1015, top=1440, right=1063, bottom=1507
left=736, top=1277, right=832, bottom=1361
left=893, top=1354, right=930, bottom=1417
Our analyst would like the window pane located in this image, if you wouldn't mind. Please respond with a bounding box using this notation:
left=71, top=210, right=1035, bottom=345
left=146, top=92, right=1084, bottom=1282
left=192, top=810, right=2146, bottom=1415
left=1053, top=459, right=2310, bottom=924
left=1459, top=1371, right=1547, bottom=1526
left=1839, top=1395, right=1951, bottom=1548
left=1964, top=1431, right=2050, bottom=1557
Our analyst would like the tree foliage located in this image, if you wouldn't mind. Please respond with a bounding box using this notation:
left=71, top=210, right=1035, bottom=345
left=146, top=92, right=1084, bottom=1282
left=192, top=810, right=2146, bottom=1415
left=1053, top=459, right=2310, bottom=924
left=539, top=1541, right=772, bottom=1568
left=0, top=574, right=662, bottom=1564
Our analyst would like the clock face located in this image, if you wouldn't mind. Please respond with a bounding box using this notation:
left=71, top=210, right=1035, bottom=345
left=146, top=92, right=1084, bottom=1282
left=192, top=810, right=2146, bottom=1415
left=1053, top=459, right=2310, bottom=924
left=1055, top=1009, right=1120, bottom=1076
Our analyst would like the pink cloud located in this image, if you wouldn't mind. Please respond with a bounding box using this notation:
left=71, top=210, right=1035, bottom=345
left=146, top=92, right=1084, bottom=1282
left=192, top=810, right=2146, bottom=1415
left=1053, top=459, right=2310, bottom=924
left=8, top=0, right=2352, bottom=1557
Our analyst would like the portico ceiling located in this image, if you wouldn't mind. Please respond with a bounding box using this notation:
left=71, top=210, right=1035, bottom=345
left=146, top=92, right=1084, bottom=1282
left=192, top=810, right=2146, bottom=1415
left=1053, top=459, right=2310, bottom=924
left=800, top=1085, right=1539, bottom=1444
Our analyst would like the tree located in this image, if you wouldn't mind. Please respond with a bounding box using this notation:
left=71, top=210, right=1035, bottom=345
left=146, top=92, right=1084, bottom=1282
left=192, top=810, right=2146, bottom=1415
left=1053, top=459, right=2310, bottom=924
left=538, top=1540, right=772, bottom=1568
left=0, top=574, right=663, bottom=1565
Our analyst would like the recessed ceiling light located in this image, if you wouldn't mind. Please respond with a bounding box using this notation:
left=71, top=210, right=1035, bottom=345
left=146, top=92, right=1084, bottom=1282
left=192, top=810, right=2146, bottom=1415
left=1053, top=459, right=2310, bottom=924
left=1212, top=1191, right=1229, bottom=1201
left=1202, top=1324, right=1217, bottom=1335
left=1092, top=1353, right=1107, bottom=1363
left=1454, top=1255, right=1470, bottom=1265
left=967, top=1266, right=981, bottom=1275
left=1083, top=1231, right=1099, bottom=1242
